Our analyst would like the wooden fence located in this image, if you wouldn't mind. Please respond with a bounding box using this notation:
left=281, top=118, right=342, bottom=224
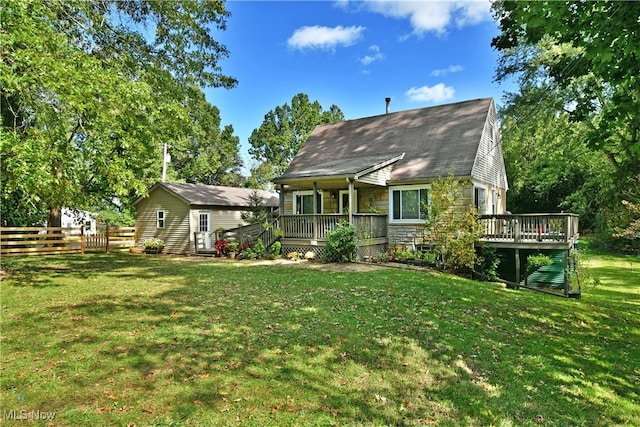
left=1, top=226, right=136, bottom=256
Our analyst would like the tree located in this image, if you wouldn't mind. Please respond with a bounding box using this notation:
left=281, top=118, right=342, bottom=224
left=0, top=1, right=238, bottom=227
left=499, top=85, right=614, bottom=230
left=491, top=1, right=640, bottom=235
left=169, top=89, right=243, bottom=186
left=240, top=190, right=269, bottom=225
left=248, top=93, right=344, bottom=184
left=492, top=1, right=640, bottom=167
left=423, top=175, right=484, bottom=273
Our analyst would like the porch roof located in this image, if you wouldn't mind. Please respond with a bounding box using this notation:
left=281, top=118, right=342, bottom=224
left=273, top=153, right=404, bottom=187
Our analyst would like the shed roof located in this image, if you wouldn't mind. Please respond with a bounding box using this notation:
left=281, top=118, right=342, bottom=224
left=274, top=97, right=493, bottom=184
left=134, top=182, right=279, bottom=208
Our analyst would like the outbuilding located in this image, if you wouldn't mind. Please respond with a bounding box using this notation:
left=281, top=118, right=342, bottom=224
left=133, top=182, right=279, bottom=254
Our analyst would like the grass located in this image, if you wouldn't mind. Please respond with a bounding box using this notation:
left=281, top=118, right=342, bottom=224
left=0, top=247, right=638, bottom=426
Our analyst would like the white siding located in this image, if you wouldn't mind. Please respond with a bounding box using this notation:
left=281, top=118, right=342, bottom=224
left=471, top=99, right=509, bottom=193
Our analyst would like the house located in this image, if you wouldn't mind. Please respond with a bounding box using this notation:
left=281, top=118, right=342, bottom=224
left=61, top=208, right=97, bottom=234
left=133, top=182, right=279, bottom=254
left=272, top=97, right=509, bottom=257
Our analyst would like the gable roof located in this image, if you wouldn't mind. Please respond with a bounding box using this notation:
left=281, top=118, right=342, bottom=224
left=134, top=182, right=279, bottom=208
left=274, top=98, right=494, bottom=185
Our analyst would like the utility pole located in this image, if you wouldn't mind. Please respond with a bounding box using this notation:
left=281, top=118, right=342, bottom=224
left=161, top=143, right=171, bottom=182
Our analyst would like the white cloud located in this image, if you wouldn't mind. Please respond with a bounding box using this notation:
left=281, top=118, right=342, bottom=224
left=430, top=64, right=463, bottom=77
left=287, top=25, right=365, bottom=50
left=359, top=45, right=385, bottom=65
left=341, top=1, right=491, bottom=36
left=406, top=83, right=455, bottom=103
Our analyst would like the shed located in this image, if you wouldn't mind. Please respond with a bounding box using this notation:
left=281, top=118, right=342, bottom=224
left=133, top=182, right=279, bottom=254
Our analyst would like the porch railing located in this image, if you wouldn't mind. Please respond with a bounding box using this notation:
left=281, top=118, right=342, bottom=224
left=478, top=213, right=579, bottom=244
left=279, top=214, right=387, bottom=240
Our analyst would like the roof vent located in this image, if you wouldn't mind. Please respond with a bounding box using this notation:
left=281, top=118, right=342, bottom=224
left=385, top=97, right=391, bottom=114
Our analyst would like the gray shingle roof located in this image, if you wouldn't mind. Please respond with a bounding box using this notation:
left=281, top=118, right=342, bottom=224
left=143, top=183, right=279, bottom=207
left=275, top=98, right=492, bottom=183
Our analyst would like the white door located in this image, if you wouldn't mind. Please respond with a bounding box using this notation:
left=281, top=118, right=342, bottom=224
left=199, top=212, right=212, bottom=248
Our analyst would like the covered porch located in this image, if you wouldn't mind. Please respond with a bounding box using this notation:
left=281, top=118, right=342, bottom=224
left=279, top=213, right=388, bottom=259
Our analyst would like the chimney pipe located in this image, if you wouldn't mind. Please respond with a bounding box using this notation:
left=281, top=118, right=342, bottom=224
left=385, top=97, right=391, bottom=114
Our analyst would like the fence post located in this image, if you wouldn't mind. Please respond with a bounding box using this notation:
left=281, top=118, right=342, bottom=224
left=81, top=225, right=85, bottom=254
left=106, top=225, right=110, bottom=254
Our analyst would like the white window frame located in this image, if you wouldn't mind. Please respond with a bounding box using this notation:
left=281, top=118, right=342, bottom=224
left=389, top=185, right=430, bottom=224
left=293, top=190, right=323, bottom=214
left=339, top=190, right=358, bottom=214
left=157, top=210, right=166, bottom=229
left=198, top=212, right=210, bottom=232
left=491, top=189, right=497, bottom=215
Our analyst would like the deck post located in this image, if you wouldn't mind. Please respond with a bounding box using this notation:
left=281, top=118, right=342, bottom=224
left=564, top=249, right=570, bottom=296
left=515, top=248, right=520, bottom=287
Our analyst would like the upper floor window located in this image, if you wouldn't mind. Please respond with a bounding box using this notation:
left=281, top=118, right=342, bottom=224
left=390, top=186, right=429, bottom=222
left=157, top=210, right=166, bottom=229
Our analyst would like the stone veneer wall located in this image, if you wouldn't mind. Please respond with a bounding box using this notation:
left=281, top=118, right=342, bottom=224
left=387, top=224, right=427, bottom=249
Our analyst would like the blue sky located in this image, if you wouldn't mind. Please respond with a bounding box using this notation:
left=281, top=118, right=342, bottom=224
left=206, top=1, right=513, bottom=172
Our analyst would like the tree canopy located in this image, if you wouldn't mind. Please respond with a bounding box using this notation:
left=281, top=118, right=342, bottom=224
left=491, top=1, right=639, bottom=242
left=1, top=1, right=238, bottom=226
left=248, top=93, right=344, bottom=187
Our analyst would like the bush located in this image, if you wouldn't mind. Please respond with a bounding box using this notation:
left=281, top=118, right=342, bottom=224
left=322, top=221, right=358, bottom=262
left=143, top=238, right=164, bottom=249
left=476, top=246, right=501, bottom=281
left=214, top=239, right=230, bottom=256
left=526, top=253, right=553, bottom=275
left=270, top=241, right=281, bottom=257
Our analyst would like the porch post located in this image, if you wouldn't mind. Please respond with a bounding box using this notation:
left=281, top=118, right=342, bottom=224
left=313, top=181, right=318, bottom=240
left=278, top=184, right=285, bottom=214
left=348, top=178, right=355, bottom=225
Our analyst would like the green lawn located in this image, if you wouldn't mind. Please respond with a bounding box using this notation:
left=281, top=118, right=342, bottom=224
left=1, top=249, right=638, bottom=426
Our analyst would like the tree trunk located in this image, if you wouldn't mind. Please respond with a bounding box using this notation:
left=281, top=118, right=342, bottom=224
left=48, top=206, right=63, bottom=246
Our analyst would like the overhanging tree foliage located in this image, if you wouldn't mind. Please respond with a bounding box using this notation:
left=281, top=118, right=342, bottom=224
left=248, top=93, right=344, bottom=186
left=491, top=1, right=640, bottom=238
left=1, top=1, right=238, bottom=227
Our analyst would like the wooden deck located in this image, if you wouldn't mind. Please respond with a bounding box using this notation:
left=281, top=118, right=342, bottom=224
left=477, top=213, right=579, bottom=249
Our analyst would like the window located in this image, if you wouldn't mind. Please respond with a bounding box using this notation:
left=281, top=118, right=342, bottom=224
left=339, top=190, right=358, bottom=214
left=198, top=212, right=210, bottom=232
left=474, top=187, right=487, bottom=214
left=294, top=191, right=322, bottom=214
left=390, top=186, right=429, bottom=222
left=157, top=210, right=165, bottom=229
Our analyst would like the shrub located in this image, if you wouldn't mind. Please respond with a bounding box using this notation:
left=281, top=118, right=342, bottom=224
left=476, top=246, right=501, bottom=281
left=214, top=239, right=230, bottom=256
left=252, top=238, right=266, bottom=258
left=143, top=238, right=164, bottom=249
left=322, top=221, right=358, bottom=262
left=526, top=253, right=553, bottom=275
left=270, top=241, right=281, bottom=257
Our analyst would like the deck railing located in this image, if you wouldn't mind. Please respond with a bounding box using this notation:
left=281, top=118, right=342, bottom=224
left=279, top=214, right=387, bottom=240
left=478, top=213, right=579, bottom=244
